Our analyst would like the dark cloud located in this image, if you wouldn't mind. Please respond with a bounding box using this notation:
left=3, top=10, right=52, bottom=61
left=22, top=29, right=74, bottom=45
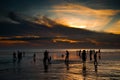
left=74, top=0, right=120, bottom=9
left=0, top=36, right=65, bottom=41
left=0, top=0, right=52, bottom=10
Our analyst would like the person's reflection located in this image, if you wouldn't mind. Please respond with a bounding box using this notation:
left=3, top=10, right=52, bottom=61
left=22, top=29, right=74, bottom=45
left=94, top=52, right=98, bottom=75
left=43, top=62, right=49, bottom=72
left=65, top=61, right=69, bottom=70
left=82, top=62, right=86, bottom=80
left=94, top=62, right=98, bottom=74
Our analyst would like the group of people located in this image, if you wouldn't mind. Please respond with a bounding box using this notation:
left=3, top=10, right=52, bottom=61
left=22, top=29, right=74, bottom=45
left=43, top=50, right=70, bottom=72
left=76, top=49, right=101, bottom=63
left=63, top=49, right=101, bottom=74
left=12, top=49, right=101, bottom=73
left=78, top=49, right=101, bottom=74
left=13, top=51, right=25, bottom=63
left=62, top=49, right=101, bottom=64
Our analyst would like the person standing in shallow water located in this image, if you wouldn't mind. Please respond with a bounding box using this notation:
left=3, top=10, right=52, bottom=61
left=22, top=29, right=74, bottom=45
left=43, top=50, right=49, bottom=63
left=82, top=50, right=87, bottom=63
left=33, top=53, right=36, bottom=63
left=43, top=50, right=49, bottom=72
left=94, top=52, right=98, bottom=73
left=98, top=49, right=101, bottom=60
left=65, top=50, right=69, bottom=62
left=94, top=52, right=98, bottom=64
left=17, top=50, right=22, bottom=63
left=13, top=51, right=17, bottom=63
left=89, top=50, right=93, bottom=61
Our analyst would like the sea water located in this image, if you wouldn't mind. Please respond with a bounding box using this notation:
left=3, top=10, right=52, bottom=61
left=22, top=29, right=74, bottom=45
left=0, top=49, right=120, bottom=80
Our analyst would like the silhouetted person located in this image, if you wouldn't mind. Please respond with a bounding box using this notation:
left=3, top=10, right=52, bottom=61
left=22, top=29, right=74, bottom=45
left=17, top=51, right=22, bottom=63
left=33, top=53, right=36, bottom=63
left=65, top=50, right=69, bottom=62
left=94, top=52, right=98, bottom=65
left=98, top=49, right=100, bottom=53
left=98, top=53, right=101, bottom=60
left=89, top=50, right=93, bottom=61
left=94, top=52, right=98, bottom=74
left=79, top=50, right=81, bottom=58
left=43, top=50, right=49, bottom=72
left=13, top=51, right=17, bottom=63
left=98, top=49, right=101, bottom=60
left=43, top=50, right=49, bottom=63
left=82, top=50, right=87, bottom=63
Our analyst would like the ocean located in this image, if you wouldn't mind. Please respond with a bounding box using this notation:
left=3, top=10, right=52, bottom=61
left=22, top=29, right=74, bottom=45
left=0, top=49, right=120, bottom=80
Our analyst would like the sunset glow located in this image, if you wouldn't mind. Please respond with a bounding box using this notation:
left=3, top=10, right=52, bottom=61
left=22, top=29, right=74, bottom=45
left=50, top=3, right=120, bottom=34
left=70, top=25, right=86, bottom=29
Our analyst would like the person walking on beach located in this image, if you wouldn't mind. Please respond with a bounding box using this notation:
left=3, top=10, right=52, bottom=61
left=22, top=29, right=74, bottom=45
left=82, top=50, right=87, bottom=63
left=65, top=50, right=69, bottom=62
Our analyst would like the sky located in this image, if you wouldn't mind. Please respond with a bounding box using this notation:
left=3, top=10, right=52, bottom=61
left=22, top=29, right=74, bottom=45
left=0, top=0, right=120, bottom=49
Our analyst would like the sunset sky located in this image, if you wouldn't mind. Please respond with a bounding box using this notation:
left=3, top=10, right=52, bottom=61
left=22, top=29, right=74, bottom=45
left=0, top=0, right=120, bottom=49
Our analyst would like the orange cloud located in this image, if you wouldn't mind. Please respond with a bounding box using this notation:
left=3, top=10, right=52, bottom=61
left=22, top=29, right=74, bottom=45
left=50, top=3, right=120, bottom=34
left=14, top=35, right=40, bottom=38
left=104, top=20, right=120, bottom=34
left=53, top=38, right=80, bottom=43
left=52, top=3, right=120, bottom=17
left=0, top=35, right=39, bottom=45
left=0, top=40, right=28, bottom=44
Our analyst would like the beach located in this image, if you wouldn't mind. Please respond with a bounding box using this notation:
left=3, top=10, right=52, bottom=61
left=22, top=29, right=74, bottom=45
left=0, top=49, right=120, bottom=80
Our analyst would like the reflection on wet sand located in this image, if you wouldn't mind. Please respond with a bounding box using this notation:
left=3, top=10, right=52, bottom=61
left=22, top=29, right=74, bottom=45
left=94, top=62, right=98, bottom=74
left=65, top=61, right=69, bottom=70
left=10, top=49, right=104, bottom=80
left=82, top=62, right=86, bottom=80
